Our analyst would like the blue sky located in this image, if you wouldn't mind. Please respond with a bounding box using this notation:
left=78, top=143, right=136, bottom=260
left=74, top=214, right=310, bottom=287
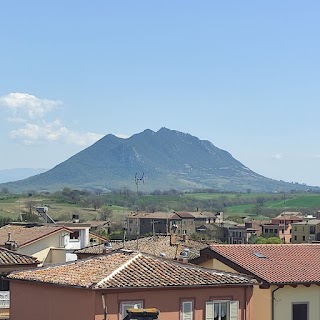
left=0, top=1, right=320, bottom=186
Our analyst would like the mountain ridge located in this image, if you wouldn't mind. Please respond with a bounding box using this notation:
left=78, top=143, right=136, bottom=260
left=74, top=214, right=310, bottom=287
left=0, top=128, right=317, bottom=193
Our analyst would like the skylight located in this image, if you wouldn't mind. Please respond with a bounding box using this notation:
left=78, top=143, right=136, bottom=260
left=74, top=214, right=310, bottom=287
left=253, top=252, right=267, bottom=258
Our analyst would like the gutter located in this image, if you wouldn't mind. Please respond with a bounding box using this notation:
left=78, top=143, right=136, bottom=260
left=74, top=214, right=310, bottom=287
left=101, top=294, right=107, bottom=320
left=271, top=287, right=281, bottom=320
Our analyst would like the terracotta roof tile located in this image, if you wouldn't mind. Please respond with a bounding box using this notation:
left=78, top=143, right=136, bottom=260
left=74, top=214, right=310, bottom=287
left=76, top=235, right=208, bottom=260
left=0, top=247, right=38, bottom=265
left=207, top=244, right=320, bottom=285
left=0, top=225, right=71, bottom=247
left=8, top=250, right=257, bottom=289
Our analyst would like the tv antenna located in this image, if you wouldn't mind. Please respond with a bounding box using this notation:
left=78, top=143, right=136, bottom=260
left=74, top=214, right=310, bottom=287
left=135, top=172, right=145, bottom=194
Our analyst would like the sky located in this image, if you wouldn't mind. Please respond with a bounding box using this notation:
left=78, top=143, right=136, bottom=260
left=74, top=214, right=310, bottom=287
left=0, top=1, right=320, bottom=186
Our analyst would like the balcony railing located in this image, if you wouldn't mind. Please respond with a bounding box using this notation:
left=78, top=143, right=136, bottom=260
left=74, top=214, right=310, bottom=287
left=0, top=291, right=10, bottom=308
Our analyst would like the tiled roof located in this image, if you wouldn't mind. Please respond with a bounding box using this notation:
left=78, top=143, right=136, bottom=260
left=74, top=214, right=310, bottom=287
left=273, top=216, right=303, bottom=221
left=8, top=250, right=257, bottom=289
left=293, top=219, right=320, bottom=225
left=206, top=244, right=320, bottom=285
left=128, top=212, right=174, bottom=219
left=279, top=211, right=302, bottom=216
left=0, top=225, right=71, bottom=247
left=173, top=212, right=195, bottom=219
left=75, top=235, right=208, bottom=260
left=0, top=247, right=38, bottom=265
left=128, top=211, right=208, bottom=220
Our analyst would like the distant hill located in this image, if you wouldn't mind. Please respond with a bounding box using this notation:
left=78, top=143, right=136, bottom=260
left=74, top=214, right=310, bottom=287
left=0, top=128, right=318, bottom=193
left=0, top=168, right=48, bottom=184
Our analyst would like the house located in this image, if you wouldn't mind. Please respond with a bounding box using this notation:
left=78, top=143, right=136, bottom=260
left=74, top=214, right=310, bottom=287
left=75, top=234, right=209, bottom=261
left=55, top=222, right=91, bottom=261
left=291, top=219, right=320, bottom=243
left=261, top=215, right=303, bottom=243
left=88, top=231, right=109, bottom=246
left=190, top=211, right=217, bottom=227
left=192, top=243, right=320, bottom=320
left=8, top=249, right=257, bottom=320
left=0, top=223, right=73, bottom=264
left=227, top=224, right=257, bottom=244
left=127, top=211, right=197, bottom=238
left=0, top=248, right=38, bottom=320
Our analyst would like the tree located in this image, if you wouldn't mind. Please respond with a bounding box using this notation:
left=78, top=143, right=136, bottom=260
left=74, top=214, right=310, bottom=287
left=21, top=199, right=39, bottom=222
left=254, top=236, right=281, bottom=244
left=100, top=206, right=113, bottom=221
left=24, top=199, right=37, bottom=215
left=91, top=196, right=103, bottom=211
left=1, top=187, right=9, bottom=194
left=256, top=197, right=266, bottom=207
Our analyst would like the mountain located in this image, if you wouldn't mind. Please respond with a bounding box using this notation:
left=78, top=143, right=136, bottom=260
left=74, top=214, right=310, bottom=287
left=0, top=128, right=317, bottom=193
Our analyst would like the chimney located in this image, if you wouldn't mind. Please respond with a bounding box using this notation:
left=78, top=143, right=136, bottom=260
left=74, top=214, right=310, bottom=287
left=72, top=214, right=79, bottom=223
left=5, top=233, right=17, bottom=251
left=176, top=243, right=182, bottom=258
left=170, top=233, right=176, bottom=246
left=182, top=234, right=188, bottom=243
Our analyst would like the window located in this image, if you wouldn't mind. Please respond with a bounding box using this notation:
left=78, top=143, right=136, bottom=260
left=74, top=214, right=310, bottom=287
left=120, top=301, right=143, bottom=320
left=206, top=300, right=238, bottom=320
left=294, top=235, right=297, bottom=241
left=0, top=278, right=9, bottom=291
left=302, top=236, right=306, bottom=241
left=181, top=301, right=193, bottom=320
left=310, top=226, right=315, bottom=234
left=70, top=231, right=80, bottom=240
left=292, top=303, right=308, bottom=320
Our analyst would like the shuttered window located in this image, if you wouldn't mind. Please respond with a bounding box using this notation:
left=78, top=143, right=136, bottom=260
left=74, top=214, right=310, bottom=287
left=120, top=301, right=143, bottom=320
left=205, top=301, right=239, bottom=320
left=181, top=301, right=193, bottom=320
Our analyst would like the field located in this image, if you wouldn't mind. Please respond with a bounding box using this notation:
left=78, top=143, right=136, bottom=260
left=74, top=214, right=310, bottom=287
left=0, top=195, right=128, bottom=222
left=1, top=192, right=320, bottom=223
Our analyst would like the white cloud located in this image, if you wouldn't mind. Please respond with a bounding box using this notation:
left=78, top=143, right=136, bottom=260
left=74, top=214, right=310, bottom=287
left=271, top=153, right=283, bottom=160
left=115, top=133, right=130, bottom=139
left=1, top=92, right=104, bottom=147
left=0, top=92, right=61, bottom=119
left=9, top=121, right=103, bottom=146
left=7, top=116, right=28, bottom=123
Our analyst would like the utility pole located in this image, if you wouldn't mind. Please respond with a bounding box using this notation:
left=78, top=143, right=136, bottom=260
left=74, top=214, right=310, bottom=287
left=135, top=173, right=145, bottom=195
left=151, top=220, right=160, bottom=255
left=136, top=218, right=140, bottom=250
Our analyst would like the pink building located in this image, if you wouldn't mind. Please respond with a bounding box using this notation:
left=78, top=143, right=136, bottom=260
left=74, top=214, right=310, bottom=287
left=8, top=250, right=257, bottom=320
left=262, top=215, right=303, bottom=243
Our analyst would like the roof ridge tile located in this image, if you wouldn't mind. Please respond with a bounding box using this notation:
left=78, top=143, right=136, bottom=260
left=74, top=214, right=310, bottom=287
left=94, top=252, right=141, bottom=288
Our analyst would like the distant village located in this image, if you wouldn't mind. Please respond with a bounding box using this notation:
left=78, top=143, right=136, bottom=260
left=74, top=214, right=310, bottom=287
left=0, top=204, right=318, bottom=320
